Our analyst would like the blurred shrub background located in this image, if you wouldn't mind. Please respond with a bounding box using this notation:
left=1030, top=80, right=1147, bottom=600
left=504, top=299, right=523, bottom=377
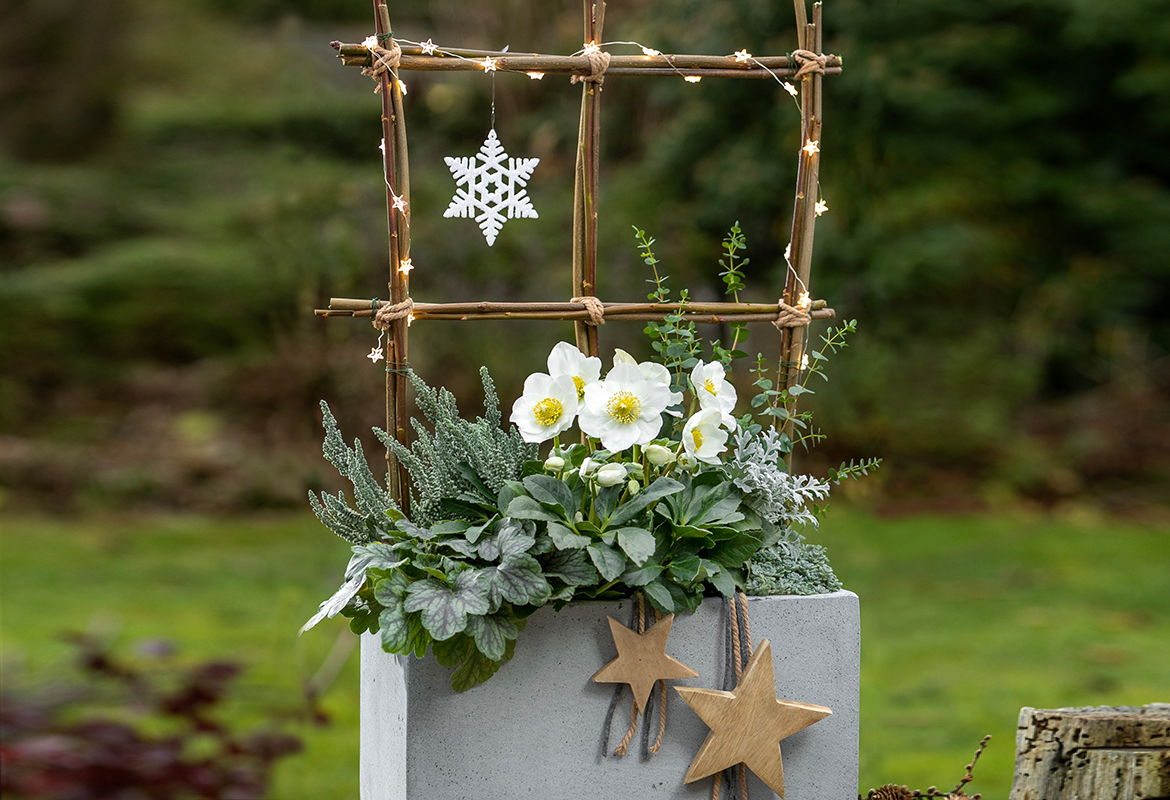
left=2, top=0, right=1168, bottom=516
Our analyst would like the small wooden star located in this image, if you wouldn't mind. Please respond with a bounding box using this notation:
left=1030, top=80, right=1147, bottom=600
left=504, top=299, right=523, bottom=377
left=676, top=639, right=831, bottom=798
left=592, top=614, right=697, bottom=712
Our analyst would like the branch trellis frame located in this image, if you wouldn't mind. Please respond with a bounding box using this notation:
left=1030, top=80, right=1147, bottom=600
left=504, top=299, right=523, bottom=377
left=317, top=0, right=841, bottom=510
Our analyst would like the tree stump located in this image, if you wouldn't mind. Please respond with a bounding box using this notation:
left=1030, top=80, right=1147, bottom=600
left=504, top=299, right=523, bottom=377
left=1010, top=704, right=1170, bottom=800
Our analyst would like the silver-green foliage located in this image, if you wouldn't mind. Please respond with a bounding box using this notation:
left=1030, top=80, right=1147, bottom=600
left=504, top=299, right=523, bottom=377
left=309, top=401, right=399, bottom=545
left=744, top=543, right=842, bottom=596
left=727, top=427, right=842, bottom=595
left=374, top=367, right=536, bottom=527
left=727, top=428, right=830, bottom=535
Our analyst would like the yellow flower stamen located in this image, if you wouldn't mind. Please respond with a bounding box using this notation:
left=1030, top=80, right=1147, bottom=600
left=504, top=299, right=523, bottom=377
left=572, top=375, right=585, bottom=401
left=532, top=398, right=563, bottom=427
left=692, top=428, right=704, bottom=450
left=606, top=391, right=641, bottom=424
left=703, top=379, right=718, bottom=396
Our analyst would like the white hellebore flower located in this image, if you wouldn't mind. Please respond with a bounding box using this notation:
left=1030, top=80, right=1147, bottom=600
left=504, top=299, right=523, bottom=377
left=613, top=348, right=684, bottom=416
left=682, top=408, right=731, bottom=465
left=578, top=363, right=672, bottom=452
left=579, top=457, right=601, bottom=479
left=548, top=341, right=602, bottom=404
left=691, top=360, right=738, bottom=429
left=509, top=373, right=578, bottom=443
left=644, top=443, right=673, bottom=466
left=595, top=463, right=627, bottom=487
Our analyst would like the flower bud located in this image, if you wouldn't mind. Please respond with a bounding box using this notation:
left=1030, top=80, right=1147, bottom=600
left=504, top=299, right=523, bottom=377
left=676, top=454, right=698, bottom=472
left=579, top=457, right=600, bottom=479
left=543, top=456, right=565, bottom=472
left=595, top=463, right=627, bottom=487
left=627, top=478, right=641, bottom=495
left=645, top=444, right=672, bottom=466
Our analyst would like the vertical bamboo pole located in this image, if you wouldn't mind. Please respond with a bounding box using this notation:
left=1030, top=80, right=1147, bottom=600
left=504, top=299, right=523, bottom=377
left=374, top=1, right=408, bottom=507
left=780, top=2, right=823, bottom=455
left=572, top=0, right=605, bottom=358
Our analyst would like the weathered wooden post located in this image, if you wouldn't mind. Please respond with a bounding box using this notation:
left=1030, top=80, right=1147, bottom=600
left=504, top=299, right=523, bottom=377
left=1010, top=704, right=1170, bottom=800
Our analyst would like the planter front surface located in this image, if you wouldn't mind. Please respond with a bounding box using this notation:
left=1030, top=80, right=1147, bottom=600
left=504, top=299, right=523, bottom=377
left=361, top=591, right=859, bottom=799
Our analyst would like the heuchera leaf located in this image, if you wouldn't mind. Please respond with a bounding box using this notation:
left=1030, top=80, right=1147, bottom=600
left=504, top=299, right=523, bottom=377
left=451, top=644, right=506, bottom=692
left=432, top=634, right=472, bottom=667
left=587, top=542, right=627, bottom=582
left=540, top=548, right=599, bottom=586
left=615, top=527, right=656, bottom=566
left=378, top=597, right=411, bottom=653
left=495, top=518, right=536, bottom=556
left=546, top=521, right=590, bottom=550
left=465, top=613, right=520, bottom=661
left=403, top=571, right=490, bottom=641
left=484, top=554, right=551, bottom=606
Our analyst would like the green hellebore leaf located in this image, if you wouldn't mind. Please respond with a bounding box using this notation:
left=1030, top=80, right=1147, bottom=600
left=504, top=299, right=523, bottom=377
left=615, top=527, right=657, bottom=566
left=523, top=474, right=575, bottom=513
left=642, top=580, right=675, bottom=613
left=403, top=571, right=490, bottom=641
left=506, top=495, right=561, bottom=522
left=587, top=541, right=627, bottom=582
left=547, top=521, right=591, bottom=550
left=606, top=477, right=684, bottom=528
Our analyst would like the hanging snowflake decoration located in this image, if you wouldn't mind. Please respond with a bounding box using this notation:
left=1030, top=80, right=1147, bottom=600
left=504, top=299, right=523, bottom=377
left=443, top=129, right=539, bottom=246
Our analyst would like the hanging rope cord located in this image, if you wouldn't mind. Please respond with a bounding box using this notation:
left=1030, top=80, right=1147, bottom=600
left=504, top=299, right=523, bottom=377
left=713, top=593, right=754, bottom=800
left=599, top=593, right=669, bottom=759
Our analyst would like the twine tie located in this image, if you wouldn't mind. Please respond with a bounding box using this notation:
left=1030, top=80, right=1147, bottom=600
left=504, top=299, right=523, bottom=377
left=771, top=300, right=811, bottom=330
left=362, top=37, right=403, bottom=91
left=372, top=298, right=414, bottom=331
left=571, top=295, right=606, bottom=325
left=790, top=49, right=827, bottom=80
left=571, top=49, right=611, bottom=86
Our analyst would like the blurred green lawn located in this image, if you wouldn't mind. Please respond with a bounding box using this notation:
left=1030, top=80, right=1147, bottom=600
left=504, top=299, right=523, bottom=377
left=2, top=510, right=1166, bottom=798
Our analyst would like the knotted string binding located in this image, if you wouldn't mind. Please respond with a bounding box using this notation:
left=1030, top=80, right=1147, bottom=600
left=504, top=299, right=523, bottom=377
left=571, top=49, right=611, bottom=85
left=789, top=49, right=828, bottom=80
left=570, top=295, right=606, bottom=325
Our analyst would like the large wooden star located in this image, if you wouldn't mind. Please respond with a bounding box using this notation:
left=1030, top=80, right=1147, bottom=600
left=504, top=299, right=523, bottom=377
left=676, top=639, right=831, bottom=798
left=591, top=614, right=698, bottom=712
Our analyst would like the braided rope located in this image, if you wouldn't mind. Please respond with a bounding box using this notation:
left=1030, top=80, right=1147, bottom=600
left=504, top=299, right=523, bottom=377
left=571, top=295, right=606, bottom=325
left=571, top=49, right=612, bottom=85
left=772, top=300, right=811, bottom=330
left=372, top=298, right=414, bottom=331
left=613, top=593, right=646, bottom=757
left=790, top=48, right=828, bottom=80
left=649, top=607, right=667, bottom=755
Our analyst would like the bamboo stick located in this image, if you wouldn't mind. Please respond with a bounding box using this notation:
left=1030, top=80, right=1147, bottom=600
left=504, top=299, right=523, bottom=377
left=373, top=0, right=407, bottom=507
left=325, top=298, right=827, bottom=313
left=317, top=309, right=833, bottom=323
left=336, top=47, right=840, bottom=72
left=341, top=53, right=842, bottom=78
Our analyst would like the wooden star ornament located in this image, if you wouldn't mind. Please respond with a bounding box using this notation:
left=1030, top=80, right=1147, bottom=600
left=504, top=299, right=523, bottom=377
left=676, top=639, right=831, bottom=798
left=591, top=614, right=698, bottom=712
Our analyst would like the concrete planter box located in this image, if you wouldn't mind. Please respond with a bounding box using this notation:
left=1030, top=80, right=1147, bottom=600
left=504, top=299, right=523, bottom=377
left=361, top=590, right=859, bottom=799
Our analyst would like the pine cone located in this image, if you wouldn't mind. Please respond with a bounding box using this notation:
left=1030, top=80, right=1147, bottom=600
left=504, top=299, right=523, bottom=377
left=866, top=786, right=915, bottom=800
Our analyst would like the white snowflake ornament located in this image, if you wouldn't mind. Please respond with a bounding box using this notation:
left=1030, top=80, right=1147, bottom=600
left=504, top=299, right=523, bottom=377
left=443, top=129, right=539, bottom=246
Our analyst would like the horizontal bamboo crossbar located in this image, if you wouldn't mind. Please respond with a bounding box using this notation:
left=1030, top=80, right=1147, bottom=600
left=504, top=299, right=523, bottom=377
left=317, top=298, right=834, bottom=324
left=336, top=44, right=841, bottom=79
